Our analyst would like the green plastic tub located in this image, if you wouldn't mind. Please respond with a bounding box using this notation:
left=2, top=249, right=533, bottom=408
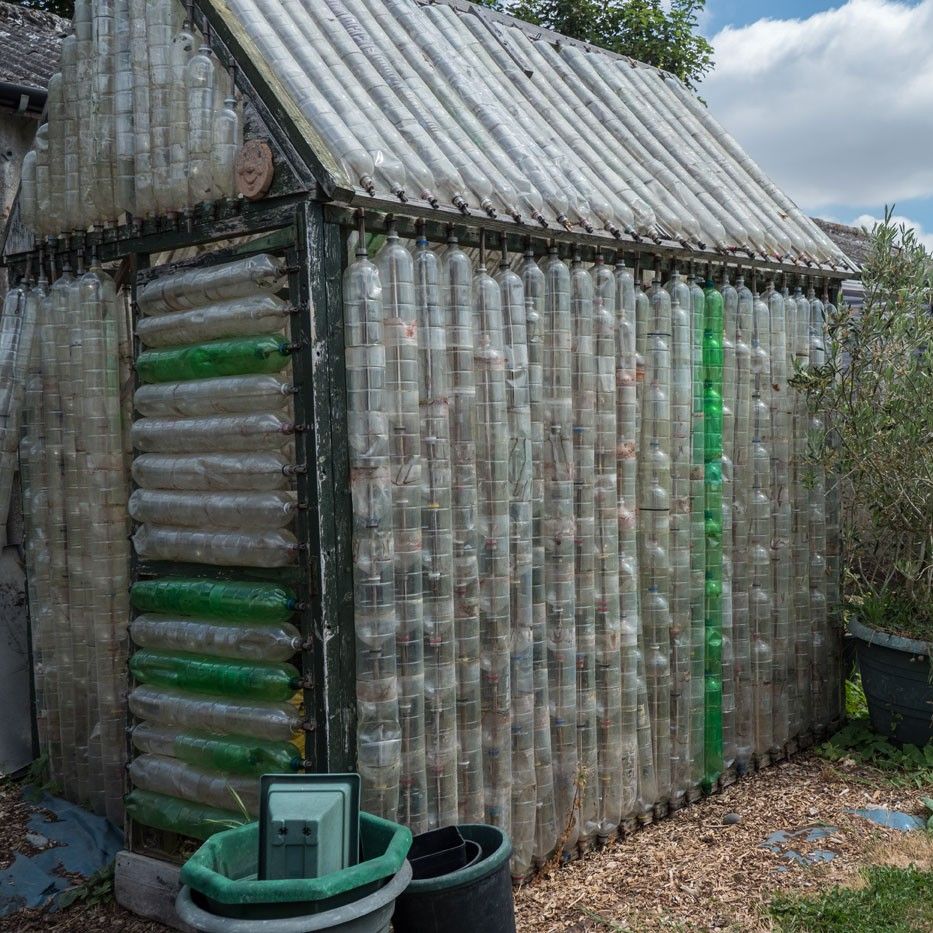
left=180, top=811, right=412, bottom=921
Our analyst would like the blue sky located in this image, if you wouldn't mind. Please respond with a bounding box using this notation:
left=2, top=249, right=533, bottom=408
left=699, top=1, right=933, bottom=247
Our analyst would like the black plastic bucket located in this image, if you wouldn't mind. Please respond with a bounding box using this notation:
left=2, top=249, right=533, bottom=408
left=392, top=825, right=515, bottom=933
left=850, top=618, right=933, bottom=746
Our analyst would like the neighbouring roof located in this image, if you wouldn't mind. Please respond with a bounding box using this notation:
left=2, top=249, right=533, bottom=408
left=0, top=1, right=67, bottom=94
left=812, top=218, right=873, bottom=269
left=210, top=0, right=853, bottom=271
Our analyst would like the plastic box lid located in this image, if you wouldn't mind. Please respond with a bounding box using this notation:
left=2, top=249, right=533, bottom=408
left=258, top=773, right=361, bottom=881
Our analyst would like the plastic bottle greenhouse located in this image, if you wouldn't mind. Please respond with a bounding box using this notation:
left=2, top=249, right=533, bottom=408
left=2, top=0, right=855, bottom=891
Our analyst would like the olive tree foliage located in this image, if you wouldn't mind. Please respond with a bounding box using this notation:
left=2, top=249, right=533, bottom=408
left=799, top=209, right=933, bottom=637
left=14, top=0, right=74, bottom=17
left=475, top=0, right=714, bottom=89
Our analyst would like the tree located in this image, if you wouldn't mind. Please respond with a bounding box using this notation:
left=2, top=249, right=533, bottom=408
left=14, top=0, right=74, bottom=17
left=476, top=0, right=713, bottom=89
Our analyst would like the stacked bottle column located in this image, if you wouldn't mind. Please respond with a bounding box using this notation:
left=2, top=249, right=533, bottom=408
left=21, top=0, right=241, bottom=237
left=13, top=260, right=129, bottom=822
left=413, top=235, right=458, bottom=831
left=688, top=272, right=707, bottom=800
left=472, top=250, right=512, bottom=831
left=822, top=288, right=844, bottom=728
left=791, top=284, right=812, bottom=742
left=768, top=282, right=792, bottom=753
left=640, top=276, right=673, bottom=811
left=443, top=236, right=484, bottom=825
left=592, top=258, right=623, bottom=842
left=571, top=256, right=598, bottom=848
left=807, top=287, right=829, bottom=736
left=377, top=228, right=427, bottom=833
left=541, top=248, right=579, bottom=853
left=497, top=249, right=535, bottom=876
left=523, top=250, right=558, bottom=867
left=749, top=283, right=773, bottom=763
left=614, top=260, right=641, bottom=828
left=702, top=275, right=724, bottom=789
left=718, top=272, right=738, bottom=777
left=731, top=274, right=754, bottom=774
left=664, top=268, right=691, bottom=809
left=126, top=254, right=306, bottom=839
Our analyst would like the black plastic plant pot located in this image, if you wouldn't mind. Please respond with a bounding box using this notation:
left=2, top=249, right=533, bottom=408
left=392, top=824, right=515, bottom=933
left=850, top=618, right=933, bottom=746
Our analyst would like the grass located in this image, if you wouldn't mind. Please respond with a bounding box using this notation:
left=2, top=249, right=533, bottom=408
left=770, top=865, right=933, bottom=932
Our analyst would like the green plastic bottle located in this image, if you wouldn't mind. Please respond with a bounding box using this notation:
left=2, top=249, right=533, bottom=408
left=703, top=276, right=725, bottom=791
left=131, top=578, right=297, bottom=623
left=173, top=731, right=301, bottom=776
left=136, top=335, right=291, bottom=384
left=125, top=789, right=245, bottom=840
left=130, top=650, right=300, bottom=702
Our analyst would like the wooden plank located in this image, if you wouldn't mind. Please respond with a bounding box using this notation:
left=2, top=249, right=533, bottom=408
left=294, top=201, right=356, bottom=772
left=114, top=850, right=195, bottom=933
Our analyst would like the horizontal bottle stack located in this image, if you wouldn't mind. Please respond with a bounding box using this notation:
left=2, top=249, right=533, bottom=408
left=18, top=0, right=241, bottom=239
left=16, top=259, right=131, bottom=824
left=345, top=234, right=844, bottom=878
left=124, top=253, right=305, bottom=839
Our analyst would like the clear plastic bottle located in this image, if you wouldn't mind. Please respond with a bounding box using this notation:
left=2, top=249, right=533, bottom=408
left=441, top=233, right=483, bottom=824
left=212, top=95, right=240, bottom=201
left=34, top=121, right=53, bottom=236
left=131, top=413, right=293, bottom=454
left=541, top=247, right=578, bottom=850
left=569, top=256, right=597, bottom=847
left=133, top=451, right=292, bottom=492
left=133, top=525, right=300, bottom=568
left=129, top=489, right=296, bottom=530
left=664, top=269, right=692, bottom=806
left=614, top=258, right=641, bottom=824
left=19, top=151, right=38, bottom=234
left=497, top=245, right=534, bottom=874
left=130, top=0, right=155, bottom=218
left=413, top=232, right=458, bottom=831
left=134, top=374, right=293, bottom=418
left=113, top=0, right=136, bottom=215
left=377, top=225, right=427, bottom=833
left=186, top=43, right=218, bottom=206
left=473, top=245, right=511, bottom=833
left=129, top=753, right=259, bottom=816
left=137, top=255, right=286, bottom=315
left=344, top=230, right=401, bottom=822
left=731, top=273, right=754, bottom=773
left=170, top=14, right=195, bottom=211
left=592, top=257, right=622, bottom=840
left=131, top=614, right=300, bottom=663
left=522, top=248, right=557, bottom=865
left=72, top=0, right=94, bottom=227
left=92, top=0, right=118, bottom=223
left=718, top=269, right=738, bottom=774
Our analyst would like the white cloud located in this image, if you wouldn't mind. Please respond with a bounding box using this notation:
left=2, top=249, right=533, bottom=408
left=850, top=212, right=933, bottom=251
left=702, top=0, right=933, bottom=211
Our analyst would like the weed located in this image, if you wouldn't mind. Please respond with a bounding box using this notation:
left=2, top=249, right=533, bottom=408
left=55, top=862, right=114, bottom=910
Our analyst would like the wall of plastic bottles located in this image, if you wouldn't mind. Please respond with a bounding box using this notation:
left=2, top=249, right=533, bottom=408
left=345, top=226, right=844, bottom=880
left=121, top=253, right=308, bottom=839
left=12, top=258, right=131, bottom=825
left=18, top=0, right=241, bottom=239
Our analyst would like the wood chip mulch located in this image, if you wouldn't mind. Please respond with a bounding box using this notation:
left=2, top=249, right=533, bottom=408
left=514, top=755, right=933, bottom=932
left=3, top=753, right=932, bottom=932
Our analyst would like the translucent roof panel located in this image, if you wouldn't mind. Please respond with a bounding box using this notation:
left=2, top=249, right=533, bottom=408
left=215, top=0, right=851, bottom=269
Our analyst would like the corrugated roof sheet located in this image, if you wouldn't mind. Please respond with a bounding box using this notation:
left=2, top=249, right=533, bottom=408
left=214, top=0, right=852, bottom=270
left=0, top=1, right=67, bottom=92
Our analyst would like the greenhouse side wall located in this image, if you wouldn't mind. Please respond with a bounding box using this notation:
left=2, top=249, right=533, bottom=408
left=343, top=227, right=845, bottom=881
